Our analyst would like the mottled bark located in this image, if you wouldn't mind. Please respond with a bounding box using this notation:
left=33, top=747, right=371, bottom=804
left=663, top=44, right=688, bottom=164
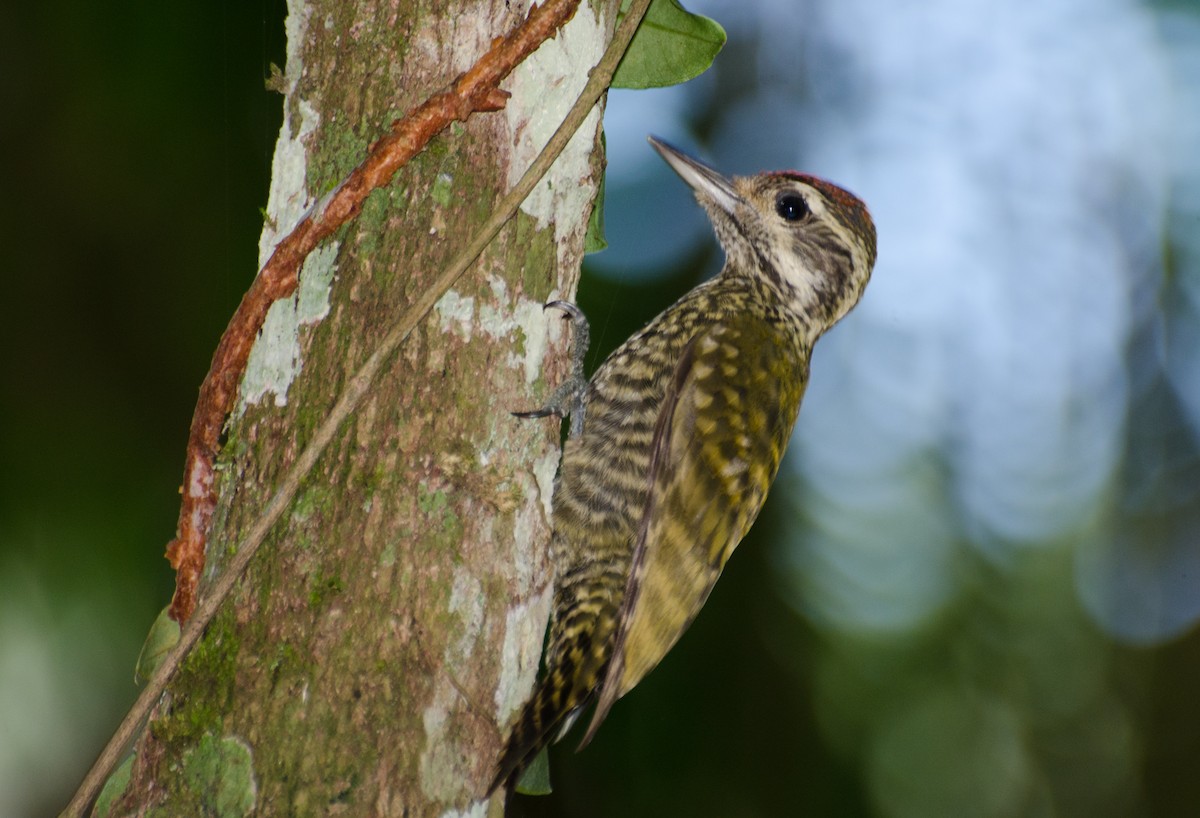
left=111, top=1, right=614, bottom=815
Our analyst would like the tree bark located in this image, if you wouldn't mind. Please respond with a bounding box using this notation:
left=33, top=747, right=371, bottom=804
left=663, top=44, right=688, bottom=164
left=111, top=1, right=614, bottom=814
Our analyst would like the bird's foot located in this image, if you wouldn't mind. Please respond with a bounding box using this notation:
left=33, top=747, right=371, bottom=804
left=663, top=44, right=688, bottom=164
left=513, top=300, right=590, bottom=437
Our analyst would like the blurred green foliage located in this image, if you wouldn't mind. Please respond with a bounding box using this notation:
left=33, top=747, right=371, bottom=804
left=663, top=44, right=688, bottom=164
left=0, top=2, right=285, bottom=815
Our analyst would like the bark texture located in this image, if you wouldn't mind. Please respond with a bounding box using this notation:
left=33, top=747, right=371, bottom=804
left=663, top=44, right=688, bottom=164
left=110, top=0, right=613, bottom=814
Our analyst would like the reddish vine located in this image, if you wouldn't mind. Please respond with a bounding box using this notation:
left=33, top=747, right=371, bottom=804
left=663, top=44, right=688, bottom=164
left=166, top=0, right=582, bottom=623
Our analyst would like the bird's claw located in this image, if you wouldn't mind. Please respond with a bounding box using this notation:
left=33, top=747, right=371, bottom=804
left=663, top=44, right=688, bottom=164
left=512, top=300, right=591, bottom=437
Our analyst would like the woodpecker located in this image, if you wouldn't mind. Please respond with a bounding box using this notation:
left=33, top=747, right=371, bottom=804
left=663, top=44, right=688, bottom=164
left=492, top=137, right=877, bottom=792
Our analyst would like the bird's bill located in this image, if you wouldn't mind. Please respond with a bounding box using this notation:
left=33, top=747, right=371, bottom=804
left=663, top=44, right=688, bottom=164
left=648, top=136, right=740, bottom=215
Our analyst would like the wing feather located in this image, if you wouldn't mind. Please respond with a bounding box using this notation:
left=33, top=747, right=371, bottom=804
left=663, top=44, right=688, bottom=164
left=579, top=319, right=806, bottom=747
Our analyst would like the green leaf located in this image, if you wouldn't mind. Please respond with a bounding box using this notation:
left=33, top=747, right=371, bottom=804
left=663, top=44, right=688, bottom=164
left=585, top=135, right=609, bottom=254
left=134, top=606, right=180, bottom=683
left=94, top=754, right=135, bottom=818
left=514, top=747, right=553, bottom=796
left=182, top=735, right=258, bottom=817
left=612, top=0, right=726, bottom=90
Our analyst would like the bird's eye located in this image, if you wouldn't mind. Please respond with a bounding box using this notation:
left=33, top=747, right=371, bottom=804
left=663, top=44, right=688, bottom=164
left=776, top=192, right=810, bottom=222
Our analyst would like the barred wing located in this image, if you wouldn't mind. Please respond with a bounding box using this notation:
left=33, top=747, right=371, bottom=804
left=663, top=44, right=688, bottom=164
left=580, top=318, right=807, bottom=746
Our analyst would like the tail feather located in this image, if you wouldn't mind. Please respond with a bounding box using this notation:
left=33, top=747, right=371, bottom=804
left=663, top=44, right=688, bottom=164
left=489, top=570, right=621, bottom=794
left=488, top=672, right=590, bottom=794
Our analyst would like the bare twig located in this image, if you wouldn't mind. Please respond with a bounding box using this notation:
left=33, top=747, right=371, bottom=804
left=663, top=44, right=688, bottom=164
left=165, top=0, right=582, bottom=624
left=62, top=0, right=653, bottom=814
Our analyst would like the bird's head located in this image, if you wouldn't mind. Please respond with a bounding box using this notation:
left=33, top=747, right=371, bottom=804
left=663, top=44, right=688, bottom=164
left=650, top=136, right=876, bottom=333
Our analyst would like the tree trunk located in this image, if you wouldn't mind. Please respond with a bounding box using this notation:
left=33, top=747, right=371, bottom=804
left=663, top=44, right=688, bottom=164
left=112, top=1, right=613, bottom=814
